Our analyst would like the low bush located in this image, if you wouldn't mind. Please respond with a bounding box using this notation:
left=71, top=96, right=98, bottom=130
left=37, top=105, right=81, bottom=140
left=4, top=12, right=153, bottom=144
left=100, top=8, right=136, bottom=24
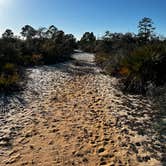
left=121, top=44, right=166, bottom=93
left=0, top=63, right=21, bottom=92
left=0, top=25, right=77, bottom=92
left=95, top=44, right=166, bottom=94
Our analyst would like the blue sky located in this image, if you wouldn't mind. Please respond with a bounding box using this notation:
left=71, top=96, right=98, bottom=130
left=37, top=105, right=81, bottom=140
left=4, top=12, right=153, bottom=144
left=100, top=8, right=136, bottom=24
left=0, top=0, right=165, bottom=39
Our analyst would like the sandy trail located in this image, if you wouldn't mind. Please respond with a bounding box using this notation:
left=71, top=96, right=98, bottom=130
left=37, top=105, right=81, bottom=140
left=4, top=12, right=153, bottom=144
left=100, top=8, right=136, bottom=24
left=0, top=53, right=164, bottom=165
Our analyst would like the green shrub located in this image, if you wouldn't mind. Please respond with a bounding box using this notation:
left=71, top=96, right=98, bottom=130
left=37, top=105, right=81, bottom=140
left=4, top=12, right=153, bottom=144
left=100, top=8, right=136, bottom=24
left=95, top=53, right=110, bottom=67
left=95, top=44, right=166, bottom=94
left=95, top=52, right=124, bottom=76
left=121, top=44, right=166, bottom=93
left=0, top=63, right=21, bottom=92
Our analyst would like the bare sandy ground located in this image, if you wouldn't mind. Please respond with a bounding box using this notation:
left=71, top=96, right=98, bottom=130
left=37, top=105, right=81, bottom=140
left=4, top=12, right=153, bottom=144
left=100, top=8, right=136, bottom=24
left=0, top=53, right=164, bottom=165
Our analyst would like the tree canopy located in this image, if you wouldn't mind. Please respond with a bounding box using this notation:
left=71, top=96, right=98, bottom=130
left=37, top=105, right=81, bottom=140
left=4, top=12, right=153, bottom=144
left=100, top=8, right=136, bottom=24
left=138, top=17, right=156, bottom=43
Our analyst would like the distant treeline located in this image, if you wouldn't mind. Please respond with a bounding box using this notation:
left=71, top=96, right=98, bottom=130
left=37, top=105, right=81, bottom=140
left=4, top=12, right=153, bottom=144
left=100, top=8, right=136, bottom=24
left=78, top=17, right=166, bottom=94
left=0, top=25, right=77, bottom=92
